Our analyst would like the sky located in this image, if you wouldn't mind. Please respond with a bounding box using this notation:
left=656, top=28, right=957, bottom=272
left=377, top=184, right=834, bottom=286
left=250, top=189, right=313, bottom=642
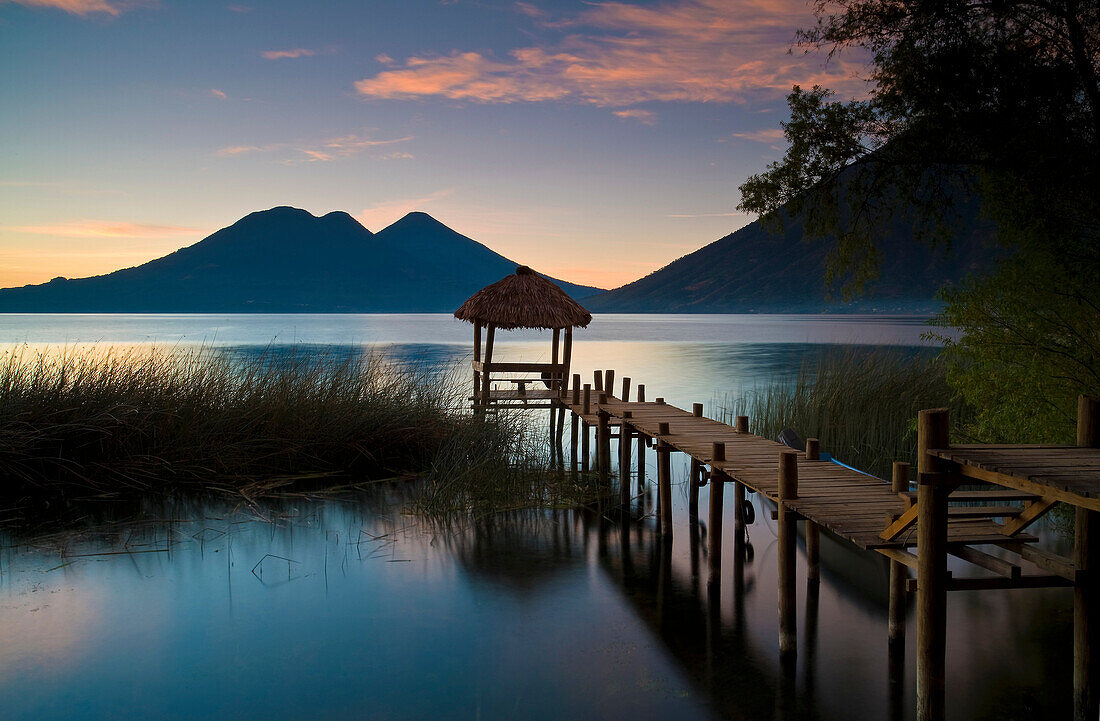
left=0, top=0, right=866, bottom=290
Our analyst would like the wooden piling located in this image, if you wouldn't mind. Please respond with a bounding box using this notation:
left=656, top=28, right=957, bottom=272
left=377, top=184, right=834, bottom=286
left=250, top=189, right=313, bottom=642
left=622, top=377, right=631, bottom=403
left=594, top=370, right=603, bottom=393
left=735, top=415, right=748, bottom=433
left=1075, top=395, right=1100, bottom=721
left=597, top=410, right=610, bottom=484
left=805, top=438, right=820, bottom=582
left=620, top=412, right=633, bottom=506
left=778, top=450, right=799, bottom=657
left=581, top=422, right=590, bottom=471
left=916, top=409, right=950, bottom=721
left=605, top=370, right=615, bottom=398
left=570, top=375, right=580, bottom=467
left=890, top=462, right=910, bottom=643
left=689, top=403, right=705, bottom=520
left=657, top=435, right=673, bottom=539
left=709, top=468, right=725, bottom=585
left=636, top=385, right=646, bottom=492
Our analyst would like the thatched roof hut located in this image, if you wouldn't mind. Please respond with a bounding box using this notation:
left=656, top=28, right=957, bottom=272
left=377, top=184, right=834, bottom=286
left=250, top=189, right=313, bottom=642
left=454, top=266, right=591, bottom=331
left=455, top=266, right=590, bottom=414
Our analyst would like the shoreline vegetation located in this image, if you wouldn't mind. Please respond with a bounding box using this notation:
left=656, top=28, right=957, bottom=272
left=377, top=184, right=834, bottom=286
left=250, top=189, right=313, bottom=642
left=718, top=347, right=966, bottom=481
left=0, top=346, right=603, bottom=522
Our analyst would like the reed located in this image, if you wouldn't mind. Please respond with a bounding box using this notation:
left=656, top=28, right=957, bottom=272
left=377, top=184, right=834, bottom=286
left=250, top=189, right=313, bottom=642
left=718, top=347, right=967, bottom=480
left=0, top=345, right=506, bottom=499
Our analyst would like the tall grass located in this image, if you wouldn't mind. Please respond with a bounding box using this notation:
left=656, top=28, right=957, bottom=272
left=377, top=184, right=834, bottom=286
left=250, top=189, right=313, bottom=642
left=718, top=347, right=968, bottom=480
left=0, top=345, right=505, bottom=498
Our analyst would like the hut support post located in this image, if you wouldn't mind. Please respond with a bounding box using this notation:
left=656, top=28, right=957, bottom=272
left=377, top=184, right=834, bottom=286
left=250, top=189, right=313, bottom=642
left=778, top=450, right=798, bottom=658
left=557, top=328, right=573, bottom=443
left=480, top=324, right=496, bottom=415
left=916, top=409, right=950, bottom=721
left=1075, top=395, right=1100, bottom=721
left=472, top=322, right=482, bottom=415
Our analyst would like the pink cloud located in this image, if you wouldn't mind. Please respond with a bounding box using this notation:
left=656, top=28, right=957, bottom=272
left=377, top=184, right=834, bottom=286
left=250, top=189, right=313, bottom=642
left=214, top=133, right=414, bottom=163
left=355, top=0, right=867, bottom=108
left=261, top=48, right=315, bottom=60
left=731, top=128, right=785, bottom=142
left=4, top=221, right=199, bottom=238
left=209, top=88, right=228, bottom=100
left=612, top=109, right=656, bottom=124
left=3, top=0, right=141, bottom=15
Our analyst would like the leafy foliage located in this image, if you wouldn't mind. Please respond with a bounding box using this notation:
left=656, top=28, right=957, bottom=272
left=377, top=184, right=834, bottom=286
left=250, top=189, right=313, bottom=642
left=737, top=0, right=1100, bottom=437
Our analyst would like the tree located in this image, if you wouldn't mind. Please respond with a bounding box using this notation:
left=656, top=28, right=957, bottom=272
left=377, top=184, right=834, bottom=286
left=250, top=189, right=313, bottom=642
left=738, top=0, right=1100, bottom=441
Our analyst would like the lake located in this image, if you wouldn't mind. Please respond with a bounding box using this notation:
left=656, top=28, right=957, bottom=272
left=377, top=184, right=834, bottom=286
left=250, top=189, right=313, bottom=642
left=0, top=314, right=1071, bottom=721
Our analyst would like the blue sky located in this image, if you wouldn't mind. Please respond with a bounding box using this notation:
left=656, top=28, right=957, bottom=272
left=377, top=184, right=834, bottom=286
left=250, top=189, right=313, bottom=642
left=0, top=0, right=864, bottom=289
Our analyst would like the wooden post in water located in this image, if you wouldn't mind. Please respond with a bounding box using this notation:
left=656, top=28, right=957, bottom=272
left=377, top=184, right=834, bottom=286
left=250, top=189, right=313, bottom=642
left=620, top=412, right=633, bottom=506
left=636, top=385, right=646, bottom=491
left=605, top=370, right=615, bottom=398
left=735, top=415, right=749, bottom=434
left=1075, top=395, right=1100, bottom=721
left=621, top=377, right=631, bottom=404
left=805, top=438, right=821, bottom=582
left=916, top=409, right=950, bottom=721
left=689, top=403, right=704, bottom=520
left=581, top=384, right=592, bottom=472
left=709, top=443, right=726, bottom=585
left=594, top=370, right=603, bottom=393
left=778, top=450, right=799, bottom=658
left=890, top=462, right=910, bottom=644
left=597, top=395, right=610, bottom=484
left=570, top=375, right=580, bottom=468
left=657, top=421, right=673, bottom=539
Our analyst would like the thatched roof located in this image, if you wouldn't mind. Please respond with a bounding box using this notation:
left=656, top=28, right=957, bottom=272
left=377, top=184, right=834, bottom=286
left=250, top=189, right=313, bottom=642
left=454, top=266, right=592, bottom=330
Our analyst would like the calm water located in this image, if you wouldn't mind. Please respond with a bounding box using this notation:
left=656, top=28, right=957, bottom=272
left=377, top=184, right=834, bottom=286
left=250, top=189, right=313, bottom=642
left=0, top=314, right=1072, bottom=721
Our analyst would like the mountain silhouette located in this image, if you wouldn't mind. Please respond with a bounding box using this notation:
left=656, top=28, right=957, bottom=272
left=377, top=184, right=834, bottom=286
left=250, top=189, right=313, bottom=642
left=585, top=203, right=997, bottom=313
left=0, top=207, right=602, bottom=312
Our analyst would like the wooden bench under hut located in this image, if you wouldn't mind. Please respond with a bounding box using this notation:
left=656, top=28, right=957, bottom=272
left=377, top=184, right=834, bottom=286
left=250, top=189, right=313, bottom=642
left=454, top=265, right=591, bottom=415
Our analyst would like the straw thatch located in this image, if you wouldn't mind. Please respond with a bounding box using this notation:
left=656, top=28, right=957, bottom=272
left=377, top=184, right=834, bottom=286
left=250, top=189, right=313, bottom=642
left=454, top=266, right=592, bottom=330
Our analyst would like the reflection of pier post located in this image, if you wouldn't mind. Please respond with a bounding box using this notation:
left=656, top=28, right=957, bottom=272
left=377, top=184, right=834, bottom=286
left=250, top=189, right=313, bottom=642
left=803, top=572, right=820, bottom=704
left=778, top=450, right=799, bottom=658
left=916, top=408, right=950, bottom=721
left=1075, top=395, right=1100, bottom=721
left=657, top=538, right=673, bottom=630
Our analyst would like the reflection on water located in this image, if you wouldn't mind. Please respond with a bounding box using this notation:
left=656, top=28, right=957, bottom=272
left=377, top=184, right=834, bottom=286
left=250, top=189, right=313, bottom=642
left=0, top=313, right=1068, bottom=720
left=0, top=473, right=1072, bottom=721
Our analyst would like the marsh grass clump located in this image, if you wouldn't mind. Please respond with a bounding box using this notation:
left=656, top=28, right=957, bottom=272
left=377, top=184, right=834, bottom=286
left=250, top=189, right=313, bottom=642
left=409, top=413, right=606, bottom=519
left=719, top=347, right=968, bottom=479
left=0, top=345, right=508, bottom=500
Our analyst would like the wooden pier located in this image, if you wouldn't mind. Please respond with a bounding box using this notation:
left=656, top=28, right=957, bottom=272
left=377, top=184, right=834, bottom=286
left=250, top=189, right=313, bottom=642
left=547, top=370, right=1099, bottom=721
